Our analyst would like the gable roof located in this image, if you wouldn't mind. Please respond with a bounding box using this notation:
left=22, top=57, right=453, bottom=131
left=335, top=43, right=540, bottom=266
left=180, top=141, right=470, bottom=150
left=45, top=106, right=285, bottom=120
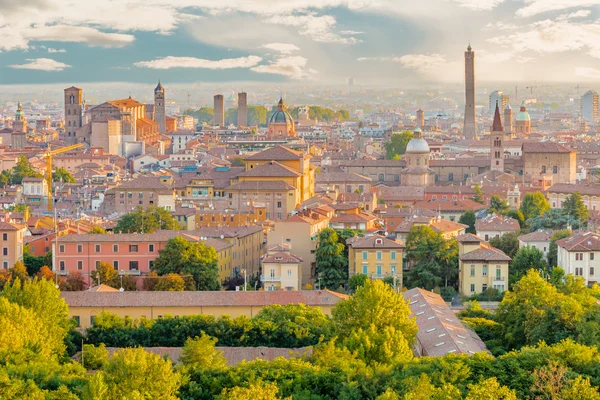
left=522, top=142, right=574, bottom=153
left=347, top=235, right=405, bottom=249
left=238, top=161, right=301, bottom=178
left=459, top=246, right=511, bottom=262
left=556, top=231, right=600, bottom=251
left=244, top=145, right=305, bottom=161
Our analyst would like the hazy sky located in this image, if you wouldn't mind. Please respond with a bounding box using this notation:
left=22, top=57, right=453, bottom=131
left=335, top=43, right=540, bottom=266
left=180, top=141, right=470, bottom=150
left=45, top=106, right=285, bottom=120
left=0, top=0, right=599, bottom=86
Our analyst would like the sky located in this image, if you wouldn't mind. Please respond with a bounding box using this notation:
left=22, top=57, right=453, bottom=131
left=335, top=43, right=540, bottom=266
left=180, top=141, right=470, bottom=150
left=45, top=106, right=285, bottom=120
left=0, top=0, right=599, bottom=88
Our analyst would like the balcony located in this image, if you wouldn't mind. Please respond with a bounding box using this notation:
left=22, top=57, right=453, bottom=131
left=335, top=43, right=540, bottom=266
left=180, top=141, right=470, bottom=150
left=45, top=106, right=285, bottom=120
left=493, top=276, right=506, bottom=284
left=261, top=275, right=281, bottom=282
left=122, top=270, right=141, bottom=276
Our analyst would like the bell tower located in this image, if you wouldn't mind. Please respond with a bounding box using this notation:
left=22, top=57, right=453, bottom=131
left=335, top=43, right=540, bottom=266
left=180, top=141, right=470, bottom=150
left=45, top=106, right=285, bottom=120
left=490, top=102, right=505, bottom=172
left=154, top=81, right=166, bottom=135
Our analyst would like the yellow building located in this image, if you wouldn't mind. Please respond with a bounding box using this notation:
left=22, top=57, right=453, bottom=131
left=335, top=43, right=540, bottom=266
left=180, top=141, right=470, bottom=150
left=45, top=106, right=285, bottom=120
left=457, top=233, right=510, bottom=295
left=61, top=289, right=348, bottom=329
left=347, top=235, right=404, bottom=282
left=260, top=244, right=302, bottom=291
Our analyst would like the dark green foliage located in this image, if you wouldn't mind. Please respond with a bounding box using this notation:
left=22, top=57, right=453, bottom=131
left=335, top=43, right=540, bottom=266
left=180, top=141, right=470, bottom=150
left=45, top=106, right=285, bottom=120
left=315, top=228, right=347, bottom=290
left=527, top=208, right=581, bottom=231
left=52, top=167, right=75, bottom=183
left=459, top=210, right=476, bottom=234
left=548, top=230, right=572, bottom=267
left=114, top=206, right=179, bottom=233
left=510, top=246, right=548, bottom=285
left=562, top=192, right=590, bottom=226
left=489, top=232, right=520, bottom=259
left=520, top=192, right=550, bottom=222
left=488, top=195, right=510, bottom=214
left=4, top=155, right=43, bottom=185
left=348, top=274, right=368, bottom=291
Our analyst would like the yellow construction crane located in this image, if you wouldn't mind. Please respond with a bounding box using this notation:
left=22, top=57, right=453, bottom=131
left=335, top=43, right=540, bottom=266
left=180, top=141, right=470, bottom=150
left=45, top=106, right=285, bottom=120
left=44, top=143, right=84, bottom=212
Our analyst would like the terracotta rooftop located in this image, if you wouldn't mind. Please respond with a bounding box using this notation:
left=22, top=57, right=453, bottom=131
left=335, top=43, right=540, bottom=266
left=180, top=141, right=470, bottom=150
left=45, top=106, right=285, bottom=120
left=556, top=231, right=600, bottom=252
left=456, top=233, right=485, bottom=243
left=547, top=183, right=600, bottom=196
left=226, top=181, right=295, bottom=191
left=61, top=290, right=347, bottom=308
left=262, top=251, right=303, bottom=264
left=316, top=172, right=371, bottom=183
left=403, top=288, right=488, bottom=357
left=475, top=214, right=520, bottom=232
left=460, top=247, right=511, bottom=262
left=518, top=230, right=554, bottom=243
left=244, top=145, right=305, bottom=161
left=347, top=235, right=405, bottom=249
left=112, top=176, right=172, bottom=191
left=522, top=142, right=574, bottom=153
left=238, top=161, right=301, bottom=178
left=413, top=198, right=487, bottom=212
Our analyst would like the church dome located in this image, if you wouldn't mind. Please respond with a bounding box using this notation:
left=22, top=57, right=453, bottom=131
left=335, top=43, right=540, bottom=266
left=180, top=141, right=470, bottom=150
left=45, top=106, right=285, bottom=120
left=406, top=129, right=430, bottom=153
left=516, top=101, right=530, bottom=122
left=269, top=98, right=294, bottom=125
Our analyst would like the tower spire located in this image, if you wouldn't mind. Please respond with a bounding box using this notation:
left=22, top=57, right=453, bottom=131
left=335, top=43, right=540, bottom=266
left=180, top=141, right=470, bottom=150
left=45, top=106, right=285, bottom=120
left=492, top=101, right=503, bottom=132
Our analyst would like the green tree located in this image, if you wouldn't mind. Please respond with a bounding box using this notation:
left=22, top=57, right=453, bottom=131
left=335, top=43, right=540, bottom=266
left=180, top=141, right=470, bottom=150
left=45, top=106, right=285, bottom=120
left=91, top=262, right=119, bottom=287
left=405, top=226, right=458, bottom=289
left=505, top=209, right=525, bottom=228
left=89, top=226, right=106, bottom=234
left=510, top=246, right=548, bottom=285
left=332, top=280, right=417, bottom=365
left=527, top=208, right=580, bottom=231
left=153, top=273, right=185, bottom=291
left=520, top=191, right=551, bottom=222
left=488, top=195, right=510, bottom=214
left=114, top=206, right=179, bottom=233
left=217, top=381, right=285, bottom=400
left=248, top=105, right=268, bottom=126
left=52, top=167, right=75, bottom=183
left=459, top=210, right=477, bottom=234
left=315, top=228, right=347, bottom=290
left=101, top=347, right=182, bottom=400
left=348, top=273, right=368, bottom=291
left=489, top=232, right=520, bottom=259
left=465, top=378, right=517, bottom=400
left=562, top=192, right=589, bottom=225
left=384, top=131, right=414, bottom=160
left=152, top=236, right=219, bottom=290
left=548, top=229, right=572, bottom=267
left=82, top=343, right=109, bottom=370
left=472, top=184, right=485, bottom=204
left=185, top=107, right=213, bottom=124
left=180, top=333, right=227, bottom=371
left=10, top=155, right=43, bottom=184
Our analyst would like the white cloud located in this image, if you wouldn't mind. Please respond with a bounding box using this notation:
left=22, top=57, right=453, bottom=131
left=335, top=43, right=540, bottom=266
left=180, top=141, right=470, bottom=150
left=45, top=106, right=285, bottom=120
left=358, top=54, right=448, bottom=69
left=557, top=9, right=592, bottom=20
left=575, top=67, right=600, bottom=80
left=483, top=22, right=518, bottom=31
left=134, top=55, right=263, bottom=69
left=488, top=19, right=600, bottom=59
left=265, top=14, right=361, bottom=44
left=339, top=30, right=365, bottom=35
left=251, top=56, right=315, bottom=79
left=8, top=58, right=71, bottom=71
left=23, top=26, right=135, bottom=49
left=261, top=43, right=300, bottom=54
left=452, top=0, right=504, bottom=11
left=516, top=0, right=600, bottom=18
left=47, top=48, right=66, bottom=53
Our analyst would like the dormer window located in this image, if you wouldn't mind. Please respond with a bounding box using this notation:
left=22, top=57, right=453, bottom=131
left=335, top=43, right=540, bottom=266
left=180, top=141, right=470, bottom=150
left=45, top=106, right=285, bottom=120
left=375, top=238, right=383, bottom=245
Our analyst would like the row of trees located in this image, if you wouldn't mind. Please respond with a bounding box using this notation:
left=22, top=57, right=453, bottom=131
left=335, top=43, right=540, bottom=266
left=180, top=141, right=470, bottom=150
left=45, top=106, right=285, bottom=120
left=0, top=155, right=75, bottom=186
left=3, top=277, right=600, bottom=398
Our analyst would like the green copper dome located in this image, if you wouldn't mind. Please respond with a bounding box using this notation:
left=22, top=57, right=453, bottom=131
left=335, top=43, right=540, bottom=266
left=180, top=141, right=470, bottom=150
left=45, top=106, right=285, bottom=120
left=269, top=98, right=294, bottom=125
left=516, top=101, right=530, bottom=122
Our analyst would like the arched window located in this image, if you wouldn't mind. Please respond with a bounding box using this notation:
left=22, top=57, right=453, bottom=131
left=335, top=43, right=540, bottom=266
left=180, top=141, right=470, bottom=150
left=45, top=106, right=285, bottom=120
left=541, top=166, right=546, bottom=173
left=69, top=95, right=74, bottom=104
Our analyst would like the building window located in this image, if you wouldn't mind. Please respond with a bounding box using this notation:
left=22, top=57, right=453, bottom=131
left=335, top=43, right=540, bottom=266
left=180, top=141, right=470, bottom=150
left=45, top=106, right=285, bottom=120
left=376, top=251, right=382, bottom=260
left=541, top=166, right=546, bottom=173
left=1, top=233, right=6, bottom=241
left=90, top=316, right=96, bottom=325
left=362, top=251, right=368, bottom=260
left=2, top=248, right=7, bottom=256
left=129, top=261, right=139, bottom=271
left=77, top=260, right=83, bottom=270
left=553, top=166, right=558, bottom=174
left=113, top=261, right=119, bottom=270
left=149, top=244, right=155, bottom=252
left=482, top=266, right=488, bottom=276
left=591, top=253, right=595, bottom=261
left=482, top=284, right=488, bottom=292
left=376, top=265, right=382, bottom=275
left=277, top=202, right=282, bottom=208
left=2, top=261, right=7, bottom=269
left=362, top=265, right=368, bottom=274
left=129, top=244, right=138, bottom=252
left=113, top=244, right=119, bottom=252
left=391, top=251, right=396, bottom=260
left=591, top=267, right=595, bottom=276
left=378, top=173, right=384, bottom=182
left=59, top=244, right=65, bottom=253
left=73, top=316, right=80, bottom=327
left=470, top=284, right=475, bottom=292
left=391, top=265, right=396, bottom=274
left=95, top=244, right=101, bottom=253
left=59, top=261, right=65, bottom=271
left=448, top=173, right=454, bottom=182
left=77, top=244, right=83, bottom=253
left=287, top=269, right=292, bottom=277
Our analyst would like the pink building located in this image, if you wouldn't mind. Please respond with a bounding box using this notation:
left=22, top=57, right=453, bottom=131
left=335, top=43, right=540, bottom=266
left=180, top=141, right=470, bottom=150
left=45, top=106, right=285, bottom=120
left=53, top=231, right=229, bottom=285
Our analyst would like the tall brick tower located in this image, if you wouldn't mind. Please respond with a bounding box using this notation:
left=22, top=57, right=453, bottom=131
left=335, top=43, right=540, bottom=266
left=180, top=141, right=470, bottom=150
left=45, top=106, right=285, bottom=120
left=154, top=81, right=166, bottom=135
left=64, top=86, right=82, bottom=144
left=490, top=102, right=505, bottom=173
left=464, top=44, right=476, bottom=139
left=214, top=94, right=224, bottom=127
left=504, top=103, right=512, bottom=134
left=238, top=92, right=247, bottom=127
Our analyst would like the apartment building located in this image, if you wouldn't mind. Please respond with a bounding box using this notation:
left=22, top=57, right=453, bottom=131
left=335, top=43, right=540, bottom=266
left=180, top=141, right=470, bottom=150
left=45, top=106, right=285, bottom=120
left=347, top=235, right=404, bottom=282
left=260, top=244, right=302, bottom=291
left=457, top=233, right=510, bottom=295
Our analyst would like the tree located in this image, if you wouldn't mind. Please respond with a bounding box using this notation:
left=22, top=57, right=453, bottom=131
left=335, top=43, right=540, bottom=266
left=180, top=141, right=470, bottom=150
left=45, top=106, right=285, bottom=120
left=505, top=209, right=525, bottom=229
left=527, top=208, right=580, bottom=231
left=35, top=265, right=54, bottom=281
left=384, top=131, right=413, bottom=160
left=348, top=274, right=368, bottom=291
left=520, top=192, right=551, bottom=222
left=332, top=280, right=417, bottom=365
left=91, top=262, right=119, bottom=287
left=101, top=347, right=182, bottom=400
left=489, top=232, right=520, bottom=259
left=114, top=206, right=179, bottom=233
left=510, top=246, right=548, bottom=285
left=548, top=229, right=572, bottom=267
left=10, top=261, right=28, bottom=282
left=185, top=107, right=213, bottom=124
left=152, top=236, right=219, bottom=290
left=562, top=192, right=589, bottom=225
left=154, top=273, right=185, bottom=291
left=24, top=250, right=48, bottom=276
left=180, top=333, right=228, bottom=371
left=315, top=228, right=347, bottom=290
left=459, top=210, right=477, bottom=234
left=488, top=195, right=510, bottom=215
left=405, top=226, right=458, bottom=289
left=217, top=382, right=285, bottom=400
left=89, top=226, right=106, bottom=234
left=472, top=184, right=485, bottom=204
left=82, top=343, right=109, bottom=370
left=466, top=378, right=517, bottom=400
left=9, top=155, right=43, bottom=184
left=230, top=157, right=245, bottom=167
left=52, top=167, right=75, bottom=183
left=60, top=271, right=87, bottom=291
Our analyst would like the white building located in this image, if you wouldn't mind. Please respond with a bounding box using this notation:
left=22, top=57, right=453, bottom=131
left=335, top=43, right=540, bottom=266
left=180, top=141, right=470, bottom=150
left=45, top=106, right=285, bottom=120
left=475, top=214, right=520, bottom=241
left=22, top=177, right=48, bottom=197
left=556, top=231, right=600, bottom=285
left=518, top=230, right=554, bottom=257
left=169, top=130, right=196, bottom=153
left=581, top=90, right=599, bottom=121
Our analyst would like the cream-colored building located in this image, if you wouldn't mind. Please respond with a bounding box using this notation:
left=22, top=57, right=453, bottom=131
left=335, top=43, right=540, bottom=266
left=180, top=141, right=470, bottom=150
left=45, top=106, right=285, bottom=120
left=267, top=212, right=330, bottom=285
left=475, top=214, right=520, bottom=241
left=0, top=221, right=27, bottom=270
left=62, top=289, right=348, bottom=329
left=260, top=244, right=302, bottom=291
left=22, top=177, right=48, bottom=197
left=347, top=235, right=404, bottom=281
left=556, top=231, right=600, bottom=285
left=518, top=230, right=554, bottom=257
left=457, top=233, right=510, bottom=295
left=394, top=216, right=466, bottom=243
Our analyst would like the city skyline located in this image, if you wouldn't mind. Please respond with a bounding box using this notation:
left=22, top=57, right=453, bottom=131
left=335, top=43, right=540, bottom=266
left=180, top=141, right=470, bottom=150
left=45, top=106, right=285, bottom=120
left=0, top=0, right=599, bottom=86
